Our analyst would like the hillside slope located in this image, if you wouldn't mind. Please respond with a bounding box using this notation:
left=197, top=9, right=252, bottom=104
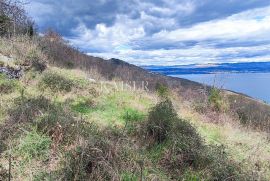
left=0, top=36, right=270, bottom=180
left=43, top=35, right=270, bottom=133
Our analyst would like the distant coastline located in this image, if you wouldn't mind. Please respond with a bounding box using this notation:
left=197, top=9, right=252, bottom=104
left=142, top=61, right=270, bottom=75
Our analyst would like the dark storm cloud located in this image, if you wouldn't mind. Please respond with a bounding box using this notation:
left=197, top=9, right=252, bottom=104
left=25, top=0, right=270, bottom=65
left=26, top=0, right=270, bottom=35
left=178, top=0, right=270, bottom=26
left=26, top=0, right=138, bottom=35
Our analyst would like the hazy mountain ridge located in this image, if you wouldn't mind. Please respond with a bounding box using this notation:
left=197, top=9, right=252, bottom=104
left=143, top=62, right=270, bottom=75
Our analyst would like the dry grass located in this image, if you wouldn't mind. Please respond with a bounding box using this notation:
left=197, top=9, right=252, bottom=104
left=1, top=36, right=270, bottom=180
left=0, top=36, right=46, bottom=65
left=175, top=96, right=270, bottom=180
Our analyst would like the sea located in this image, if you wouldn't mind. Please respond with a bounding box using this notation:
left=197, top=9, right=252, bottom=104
left=143, top=62, right=270, bottom=103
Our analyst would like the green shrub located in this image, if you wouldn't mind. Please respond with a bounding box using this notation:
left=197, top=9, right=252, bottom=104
left=208, top=87, right=225, bottom=111
left=171, top=119, right=203, bottom=152
left=65, top=61, right=74, bottom=69
left=145, top=98, right=249, bottom=180
left=204, top=145, right=248, bottom=180
left=7, top=95, right=75, bottom=141
left=147, top=99, right=177, bottom=143
left=158, top=119, right=205, bottom=176
left=15, top=129, right=51, bottom=162
left=36, top=103, right=76, bottom=137
left=39, top=71, right=74, bottom=93
left=155, top=83, right=169, bottom=98
left=122, top=108, right=145, bottom=134
left=0, top=74, right=18, bottom=94
left=6, top=94, right=98, bottom=145
left=157, top=120, right=248, bottom=180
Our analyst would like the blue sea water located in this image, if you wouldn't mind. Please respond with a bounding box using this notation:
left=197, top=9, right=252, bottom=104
left=143, top=62, right=270, bottom=103
left=171, top=73, right=270, bottom=103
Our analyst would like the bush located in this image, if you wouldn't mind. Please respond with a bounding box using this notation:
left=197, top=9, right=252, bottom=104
left=158, top=119, right=205, bottom=176
left=147, top=99, right=177, bottom=143
left=122, top=108, right=145, bottom=134
left=208, top=87, right=225, bottom=112
left=8, top=96, right=53, bottom=124
left=39, top=71, right=74, bottom=93
left=36, top=103, right=76, bottom=138
left=155, top=83, right=169, bottom=98
left=171, top=119, right=203, bottom=152
left=204, top=145, right=248, bottom=181
left=15, top=129, right=52, bottom=162
left=145, top=98, right=249, bottom=180
left=65, top=61, right=74, bottom=69
left=6, top=95, right=76, bottom=143
left=60, top=130, right=121, bottom=181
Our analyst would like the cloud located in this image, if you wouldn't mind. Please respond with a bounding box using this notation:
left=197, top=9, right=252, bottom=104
left=69, top=14, right=146, bottom=52
left=88, top=44, right=270, bottom=66
left=25, top=0, right=270, bottom=65
left=154, top=6, right=270, bottom=42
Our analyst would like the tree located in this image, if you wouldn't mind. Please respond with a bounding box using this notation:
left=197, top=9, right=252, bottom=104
left=0, top=0, right=36, bottom=37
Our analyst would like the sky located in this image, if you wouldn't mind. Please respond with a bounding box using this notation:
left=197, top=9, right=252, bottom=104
left=25, top=0, right=270, bottom=66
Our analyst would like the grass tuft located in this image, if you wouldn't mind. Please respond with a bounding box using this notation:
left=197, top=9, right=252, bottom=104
left=15, top=129, right=51, bottom=162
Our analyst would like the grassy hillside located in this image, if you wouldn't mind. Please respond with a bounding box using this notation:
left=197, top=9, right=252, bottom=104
left=0, top=37, right=270, bottom=180
left=35, top=31, right=270, bottom=134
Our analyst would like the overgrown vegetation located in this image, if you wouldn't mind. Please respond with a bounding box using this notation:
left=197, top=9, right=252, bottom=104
left=144, top=98, right=250, bottom=180
left=0, top=0, right=35, bottom=37
left=147, top=99, right=176, bottom=143
left=0, top=74, right=18, bottom=94
left=208, top=87, right=228, bottom=112
left=15, top=129, right=51, bottom=162
left=0, top=8, right=269, bottom=178
left=155, top=83, right=170, bottom=98
left=26, top=50, right=47, bottom=72
left=39, top=70, right=74, bottom=93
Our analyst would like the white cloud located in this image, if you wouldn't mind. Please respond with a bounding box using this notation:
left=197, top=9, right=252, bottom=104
left=70, top=5, right=270, bottom=66
left=88, top=44, right=270, bottom=66
left=147, top=0, right=196, bottom=16
left=154, top=6, right=270, bottom=42
left=70, top=15, right=146, bottom=51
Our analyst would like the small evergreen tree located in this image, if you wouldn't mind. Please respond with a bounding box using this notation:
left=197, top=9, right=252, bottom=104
left=155, top=83, right=169, bottom=99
